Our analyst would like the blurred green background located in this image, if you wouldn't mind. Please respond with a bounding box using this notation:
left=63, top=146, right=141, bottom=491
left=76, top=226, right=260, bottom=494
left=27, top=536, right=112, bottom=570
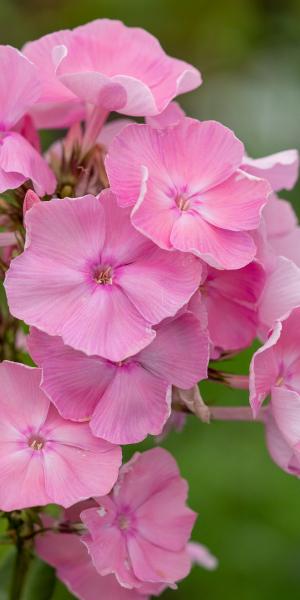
left=1, top=0, right=300, bottom=598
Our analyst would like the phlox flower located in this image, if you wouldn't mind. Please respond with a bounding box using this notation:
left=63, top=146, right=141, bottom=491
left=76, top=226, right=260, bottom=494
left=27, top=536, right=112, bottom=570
left=0, top=45, right=56, bottom=195
left=0, top=361, right=121, bottom=510
left=5, top=190, right=202, bottom=361
left=80, top=448, right=197, bottom=589
left=106, top=118, right=271, bottom=269
left=28, top=312, right=209, bottom=444
left=51, top=19, right=201, bottom=117
left=36, top=504, right=216, bottom=600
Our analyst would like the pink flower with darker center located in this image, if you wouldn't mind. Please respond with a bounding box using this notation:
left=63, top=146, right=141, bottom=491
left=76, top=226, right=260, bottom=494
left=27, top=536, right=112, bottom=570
left=0, top=45, right=56, bottom=194
left=106, top=118, right=271, bottom=269
left=5, top=190, right=202, bottom=361
left=28, top=312, right=209, bottom=444
left=0, top=361, right=121, bottom=510
left=80, top=448, right=197, bottom=590
left=36, top=504, right=216, bottom=600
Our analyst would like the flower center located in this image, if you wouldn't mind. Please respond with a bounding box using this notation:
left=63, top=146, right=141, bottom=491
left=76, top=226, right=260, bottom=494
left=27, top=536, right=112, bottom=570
left=175, top=194, right=190, bottom=212
left=118, top=514, right=130, bottom=530
left=28, top=435, right=45, bottom=451
left=93, top=265, right=113, bottom=285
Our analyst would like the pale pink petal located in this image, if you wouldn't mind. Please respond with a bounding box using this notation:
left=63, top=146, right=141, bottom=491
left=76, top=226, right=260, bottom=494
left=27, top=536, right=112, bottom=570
left=135, top=477, right=196, bottom=551
left=0, top=447, right=49, bottom=510
left=249, top=322, right=282, bottom=417
left=114, top=448, right=181, bottom=511
left=197, top=170, right=269, bottom=231
left=23, top=189, right=41, bottom=217
left=188, top=542, right=218, bottom=570
left=43, top=427, right=121, bottom=508
left=271, top=387, right=300, bottom=447
left=0, top=133, right=56, bottom=195
left=170, top=212, right=256, bottom=269
left=28, top=328, right=115, bottom=421
left=116, top=246, right=202, bottom=323
left=90, top=365, right=171, bottom=444
left=205, top=292, right=258, bottom=350
left=131, top=177, right=178, bottom=251
left=263, top=196, right=297, bottom=238
left=270, top=228, right=300, bottom=268
left=0, top=362, right=49, bottom=433
left=23, top=31, right=85, bottom=128
left=100, top=189, right=151, bottom=265
left=106, top=123, right=173, bottom=208
left=60, top=284, right=155, bottom=361
left=128, top=535, right=191, bottom=584
left=242, top=149, right=299, bottom=192
left=265, top=409, right=295, bottom=474
left=0, top=45, right=41, bottom=129
left=259, top=257, right=300, bottom=328
left=207, top=261, right=265, bottom=304
left=98, top=119, right=132, bottom=150
left=138, top=313, right=209, bottom=387
left=146, top=101, right=185, bottom=129
left=81, top=526, right=139, bottom=589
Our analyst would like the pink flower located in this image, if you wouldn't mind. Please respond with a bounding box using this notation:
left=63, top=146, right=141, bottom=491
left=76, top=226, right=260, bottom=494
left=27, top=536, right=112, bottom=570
left=5, top=190, right=202, bottom=361
left=242, top=149, right=299, bottom=192
left=28, top=312, right=209, bottom=444
left=264, top=388, right=300, bottom=477
left=0, top=361, right=121, bottom=510
left=189, top=261, right=265, bottom=351
left=250, top=307, right=300, bottom=416
left=80, top=448, right=197, bottom=589
left=106, top=118, right=270, bottom=269
left=53, top=19, right=201, bottom=116
left=23, top=31, right=85, bottom=128
left=36, top=514, right=216, bottom=600
left=0, top=46, right=56, bottom=194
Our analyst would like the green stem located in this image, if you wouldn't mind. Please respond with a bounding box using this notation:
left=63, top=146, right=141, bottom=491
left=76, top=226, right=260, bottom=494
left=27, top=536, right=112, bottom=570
left=9, top=539, right=33, bottom=600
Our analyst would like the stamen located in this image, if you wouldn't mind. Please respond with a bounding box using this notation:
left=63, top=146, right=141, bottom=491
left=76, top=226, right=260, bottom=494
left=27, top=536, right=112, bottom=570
left=276, top=375, right=284, bottom=387
left=28, top=435, right=45, bottom=451
left=93, top=265, right=113, bottom=285
left=175, top=194, right=190, bottom=211
left=118, top=515, right=130, bottom=530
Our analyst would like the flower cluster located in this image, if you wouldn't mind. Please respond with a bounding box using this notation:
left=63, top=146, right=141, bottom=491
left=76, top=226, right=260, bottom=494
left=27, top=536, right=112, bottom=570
left=0, top=18, right=299, bottom=600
